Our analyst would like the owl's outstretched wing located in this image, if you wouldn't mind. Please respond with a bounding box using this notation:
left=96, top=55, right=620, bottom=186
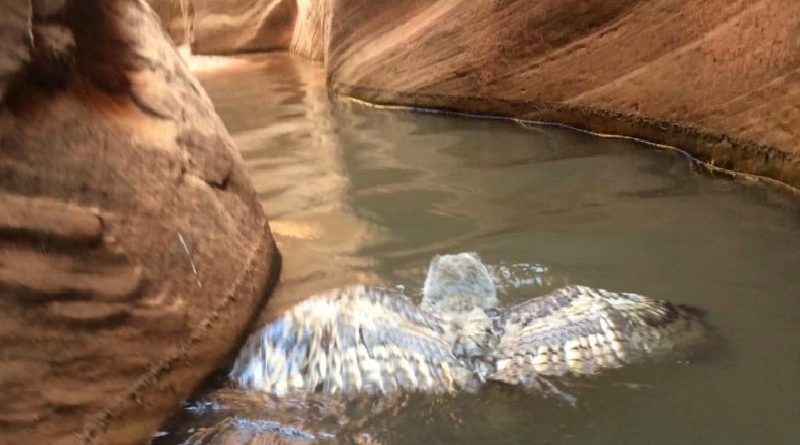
left=488, top=285, right=708, bottom=385
left=230, top=285, right=473, bottom=396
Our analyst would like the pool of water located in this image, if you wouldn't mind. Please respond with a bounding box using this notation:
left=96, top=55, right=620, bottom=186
left=154, top=53, right=800, bottom=444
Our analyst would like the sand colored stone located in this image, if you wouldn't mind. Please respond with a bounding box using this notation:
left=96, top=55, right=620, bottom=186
left=191, top=0, right=297, bottom=54
left=146, top=0, right=190, bottom=44
left=290, top=0, right=330, bottom=61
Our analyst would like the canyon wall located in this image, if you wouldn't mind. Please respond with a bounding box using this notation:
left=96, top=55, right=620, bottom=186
left=290, top=0, right=330, bottom=61
left=327, top=0, right=800, bottom=189
left=150, top=0, right=800, bottom=188
left=151, top=0, right=328, bottom=61
left=191, top=0, right=296, bottom=54
left=147, top=0, right=189, bottom=44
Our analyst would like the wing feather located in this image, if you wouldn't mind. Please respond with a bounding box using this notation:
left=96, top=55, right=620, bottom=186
left=230, top=285, right=474, bottom=396
left=489, top=285, right=707, bottom=385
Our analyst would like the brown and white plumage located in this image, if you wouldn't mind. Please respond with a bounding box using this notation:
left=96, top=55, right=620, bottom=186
left=488, top=285, right=708, bottom=385
left=230, top=285, right=478, bottom=396
left=231, top=254, right=708, bottom=397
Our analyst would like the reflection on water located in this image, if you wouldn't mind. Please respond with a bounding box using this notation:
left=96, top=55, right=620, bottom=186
left=156, top=53, right=800, bottom=444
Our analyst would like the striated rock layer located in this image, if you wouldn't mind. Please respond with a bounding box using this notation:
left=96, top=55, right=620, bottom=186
left=0, top=1, right=279, bottom=444
left=290, top=0, right=330, bottom=61
left=191, top=0, right=297, bottom=54
left=327, top=0, right=800, bottom=190
left=149, top=0, right=328, bottom=60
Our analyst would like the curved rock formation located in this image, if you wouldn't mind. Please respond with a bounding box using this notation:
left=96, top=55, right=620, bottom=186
left=326, top=0, right=800, bottom=190
left=190, top=0, right=297, bottom=54
left=0, top=1, right=279, bottom=444
left=290, top=0, right=330, bottom=61
left=146, top=0, right=190, bottom=45
left=153, top=0, right=328, bottom=61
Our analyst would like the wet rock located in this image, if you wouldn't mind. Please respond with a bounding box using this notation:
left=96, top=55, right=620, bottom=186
left=191, top=0, right=297, bottom=54
left=327, top=0, right=800, bottom=190
left=0, top=1, right=279, bottom=444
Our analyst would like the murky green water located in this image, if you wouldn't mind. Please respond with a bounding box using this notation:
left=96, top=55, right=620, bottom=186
left=155, top=54, right=800, bottom=444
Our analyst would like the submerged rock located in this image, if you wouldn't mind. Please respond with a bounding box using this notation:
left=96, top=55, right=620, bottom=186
left=0, top=1, right=279, bottom=444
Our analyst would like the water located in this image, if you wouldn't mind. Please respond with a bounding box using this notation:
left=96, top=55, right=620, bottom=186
left=154, top=53, right=800, bottom=444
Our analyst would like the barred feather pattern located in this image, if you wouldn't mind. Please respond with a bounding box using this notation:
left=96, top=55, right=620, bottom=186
left=231, top=285, right=478, bottom=396
left=231, top=284, right=707, bottom=396
left=489, top=285, right=708, bottom=385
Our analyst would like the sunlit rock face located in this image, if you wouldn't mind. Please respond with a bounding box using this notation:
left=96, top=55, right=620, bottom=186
left=191, top=0, right=297, bottom=54
left=144, top=0, right=330, bottom=61
left=147, top=0, right=329, bottom=60
left=146, top=0, right=189, bottom=44
left=290, top=0, right=330, bottom=61
left=327, top=0, right=800, bottom=189
left=0, top=1, right=279, bottom=444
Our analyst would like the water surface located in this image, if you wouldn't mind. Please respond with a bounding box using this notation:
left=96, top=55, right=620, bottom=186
left=156, top=53, right=800, bottom=444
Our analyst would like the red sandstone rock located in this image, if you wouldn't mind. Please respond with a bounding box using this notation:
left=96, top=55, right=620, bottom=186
left=0, top=1, right=279, bottom=444
left=327, top=0, right=800, bottom=190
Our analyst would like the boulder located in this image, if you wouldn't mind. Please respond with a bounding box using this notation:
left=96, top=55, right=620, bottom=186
left=190, top=0, right=296, bottom=54
left=0, top=1, right=279, bottom=444
left=327, top=0, right=800, bottom=190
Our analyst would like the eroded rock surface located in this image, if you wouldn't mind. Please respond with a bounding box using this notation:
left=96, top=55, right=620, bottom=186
left=290, top=0, right=329, bottom=61
left=149, top=0, right=328, bottom=60
left=191, top=0, right=297, bottom=54
left=0, top=1, right=279, bottom=444
left=146, top=0, right=190, bottom=45
left=327, top=0, right=800, bottom=190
